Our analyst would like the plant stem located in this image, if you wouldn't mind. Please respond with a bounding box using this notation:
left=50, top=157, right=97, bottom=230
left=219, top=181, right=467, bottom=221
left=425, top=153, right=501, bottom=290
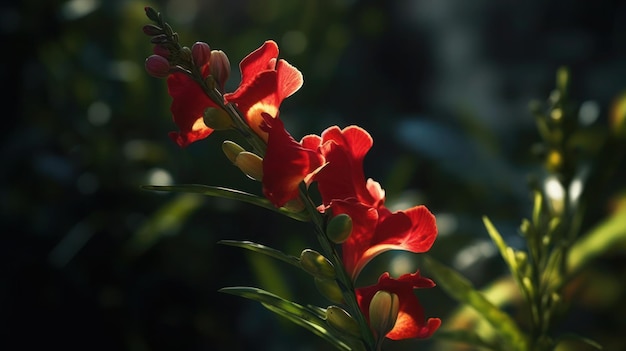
left=299, top=185, right=377, bottom=351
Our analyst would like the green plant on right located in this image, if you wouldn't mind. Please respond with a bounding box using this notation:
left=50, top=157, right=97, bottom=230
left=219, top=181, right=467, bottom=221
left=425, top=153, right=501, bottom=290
left=424, top=67, right=626, bottom=351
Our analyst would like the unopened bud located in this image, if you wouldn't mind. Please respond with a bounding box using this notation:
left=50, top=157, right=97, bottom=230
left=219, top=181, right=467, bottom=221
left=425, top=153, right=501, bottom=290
left=326, top=306, right=361, bottom=338
left=210, top=50, right=231, bottom=91
left=314, top=278, right=344, bottom=304
left=150, top=34, right=168, bottom=44
left=300, top=249, right=335, bottom=280
left=192, top=41, right=211, bottom=68
left=369, top=291, right=399, bottom=338
left=203, top=107, right=233, bottom=130
left=235, top=152, right=264, bottom=181
left=326, top=214, right=352, bottom=244
left=144, top=54, right=170, bottom=78
left=222, top=140, right=245, bottom=164
left=142, top=24, right=163, bottom=36
left=153, top=44, right=170, bottom=58
left=179, top=46, right=192, bottom=63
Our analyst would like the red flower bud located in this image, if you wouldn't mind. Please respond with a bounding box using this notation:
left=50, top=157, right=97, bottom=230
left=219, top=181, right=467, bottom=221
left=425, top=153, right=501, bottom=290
left=153, top=44, right=170, bottom=58
left=191, top=41, right=211, bottom=67
left=209, top=50, right=231, bottom=91
left=144, top=54, right=170, bottom=78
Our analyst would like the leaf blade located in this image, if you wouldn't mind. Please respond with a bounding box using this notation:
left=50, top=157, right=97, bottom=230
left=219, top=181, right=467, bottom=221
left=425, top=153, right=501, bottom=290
left=219, top=286, right=353, bottom=350
left=142, top=184, right=309, bottom=221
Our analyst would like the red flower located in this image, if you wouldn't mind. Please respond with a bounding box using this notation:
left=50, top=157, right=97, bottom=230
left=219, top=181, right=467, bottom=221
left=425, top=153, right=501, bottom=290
left=224, top=40, right=303, bottom=141
left=260, top=114, right=324, bottom=207
left=301, top=126, right=384, bottom=207
left=331, top=200, right=438, bottom=280
left=303, top=125, right=438, bottom=279
left=356, top=271, right=441, bottom=340
left=167, top=63, right=217, bottom=147
left=166, top=40, right=303, bottom=147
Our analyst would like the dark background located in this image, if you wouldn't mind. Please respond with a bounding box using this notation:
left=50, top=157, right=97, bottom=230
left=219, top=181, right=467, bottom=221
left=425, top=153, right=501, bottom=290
left=2, top=0, right=626, bottom=350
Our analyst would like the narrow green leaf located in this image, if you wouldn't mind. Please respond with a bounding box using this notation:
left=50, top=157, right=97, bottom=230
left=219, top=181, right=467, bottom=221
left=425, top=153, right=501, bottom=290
left=483, top=216, right=517, bottom=273
left=141, top=184, right=310, bottom=222
left=218, top=240, right=301, bottom=268
left=567, top=205, right=626, bottom=277
left=422, top=256, right=528, bottom=351
left=219, top=286, right=352, bottom=350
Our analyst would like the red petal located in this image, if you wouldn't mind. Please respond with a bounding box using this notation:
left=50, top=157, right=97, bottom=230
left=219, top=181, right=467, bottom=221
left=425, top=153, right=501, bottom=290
left=225, top=71, right=278, bottom=138
left=314, top=126, right=382, bottom=206
left=276, top=59, right=303, bottom=101
left=355, top=271, right=440, bottom=341
left=328, top=199, right=379, bottom=277
left=239, top=40, right=279, bottom=83
left=261, top=115, right=324, bottom=207
left=351, top=206, right=437, bottom=279
left=167, top=72, right=216, bottom=147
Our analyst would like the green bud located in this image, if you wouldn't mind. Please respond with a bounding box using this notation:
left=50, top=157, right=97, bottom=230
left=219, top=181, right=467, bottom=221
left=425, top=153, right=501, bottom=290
left=234, top=152, right=264, bottom=181
left=326, top=214, right=352, bottom=244
left=300, top=249, right=335, bottom=280
left=203, top=107, right=233, bottom=130
left=314, top=277, right=344, bottom=304
left=369, top=290, right=399, bottom=339
left=222, top=141, right=245, bottom=164
left=325, top=306, right=361, bottom=338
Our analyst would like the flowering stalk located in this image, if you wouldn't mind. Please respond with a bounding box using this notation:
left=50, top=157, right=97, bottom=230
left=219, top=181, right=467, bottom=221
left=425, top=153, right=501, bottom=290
left=142, top=7, right=439, bottom=350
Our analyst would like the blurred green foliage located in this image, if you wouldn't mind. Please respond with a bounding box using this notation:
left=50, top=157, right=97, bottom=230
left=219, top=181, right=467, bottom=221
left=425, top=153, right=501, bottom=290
left=2, top=0, right=625, bottom=350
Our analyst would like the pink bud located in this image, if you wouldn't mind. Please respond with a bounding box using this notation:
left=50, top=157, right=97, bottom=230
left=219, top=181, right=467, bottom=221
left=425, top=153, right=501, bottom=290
left=145, top=54, right=170, bottom=78
left=191, top=41, right=211, bottom=67
left=209, top=50, right=231, bottom=91
left=153, top=44, right=170, bottom=58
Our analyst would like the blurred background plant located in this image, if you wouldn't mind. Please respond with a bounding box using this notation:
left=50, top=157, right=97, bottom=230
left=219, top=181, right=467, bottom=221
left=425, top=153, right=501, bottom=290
left=2, top=0, right=625, bottom=350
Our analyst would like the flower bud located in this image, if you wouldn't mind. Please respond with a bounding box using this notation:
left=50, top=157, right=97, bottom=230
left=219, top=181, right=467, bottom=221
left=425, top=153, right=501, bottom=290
left=192, top=41, right=211, bottom=68
left=203, top=107, right=233, bottom=130
left=222, top=140, right=245, bottom=164
left=300, top=249, right=335, bottom=280
left=325, top=306, right=362, bottom=338
left=144, top=54, right=170, bottom=78
left=153, top=44, right=170, bottom=58
left=210, top=50, right=231, bottom=92
left=142, top=24, right=163, bottom=36
left=179, top=46, right=192, bottom=63
left=150, top=34, right=168, bottom=44
left=234, top=152, right=264, bottom=181
left=369, top=290, right=399, bottom=339
left=326, top=213, right=352, bottom=244
left=314, top=277, right=344, bottom=304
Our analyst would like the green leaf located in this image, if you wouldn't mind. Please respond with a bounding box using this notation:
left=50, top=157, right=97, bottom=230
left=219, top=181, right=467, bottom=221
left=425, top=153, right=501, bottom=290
left=218, top=240, right=301, bottom=268
left=422, top=255, right=528, bottom=351
left=141, top=184, right=310, bottom=222
left=482, top=216, right=518, bottom=274
left=567, top=204, right=626, bottom=277
left=432, top=329, right=498, bottom=350
left=219, top=287, right=353, bottom=351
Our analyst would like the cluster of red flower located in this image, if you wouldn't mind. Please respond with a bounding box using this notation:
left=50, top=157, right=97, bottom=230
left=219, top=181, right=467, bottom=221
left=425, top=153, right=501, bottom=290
left=148, top=36, right=440, bottom=342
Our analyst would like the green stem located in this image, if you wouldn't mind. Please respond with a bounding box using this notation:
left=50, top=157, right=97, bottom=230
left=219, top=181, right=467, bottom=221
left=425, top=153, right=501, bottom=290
left=299, top=185, right=377, bottom=351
